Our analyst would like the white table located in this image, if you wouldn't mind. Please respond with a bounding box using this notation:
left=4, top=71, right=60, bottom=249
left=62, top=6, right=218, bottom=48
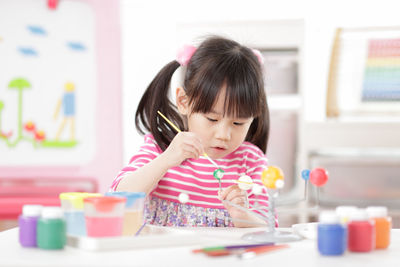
left=0, top=227, right=399, bottom=267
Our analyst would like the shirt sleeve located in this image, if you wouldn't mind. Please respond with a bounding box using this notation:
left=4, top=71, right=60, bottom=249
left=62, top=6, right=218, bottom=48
left=109, top=135, right=162, bottom=191
left=244, top=145, right=278, bottom=227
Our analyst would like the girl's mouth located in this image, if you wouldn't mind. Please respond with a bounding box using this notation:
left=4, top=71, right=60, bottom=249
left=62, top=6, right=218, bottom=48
left=212, top=147, right=227, bottom=152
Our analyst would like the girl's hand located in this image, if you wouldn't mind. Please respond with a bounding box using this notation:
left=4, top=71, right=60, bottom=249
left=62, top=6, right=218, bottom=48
left=162, top=132, right=204, bottom=168
left=219, top=185, right=248, bottom=221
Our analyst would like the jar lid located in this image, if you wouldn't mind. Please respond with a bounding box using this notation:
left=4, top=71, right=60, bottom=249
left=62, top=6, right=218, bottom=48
left=59, top=192, right=102, bottom=209
left=41, top=207, right=64, bottom=219
left=105, top=192, right=145, bottom=208
left=335, top=206, right=357, bottom=217
left=350, top=208, right=368, bottom=221
left=84, top=196, right=126, bottom=212
left=319, top=211, right=340, bottom=224
left=22, top=205, right=43, bottom=217
left=366, top=206, right=388, bottom=218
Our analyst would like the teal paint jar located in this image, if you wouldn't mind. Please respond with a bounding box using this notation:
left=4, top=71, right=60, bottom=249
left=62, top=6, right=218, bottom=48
left=37, top=207, right=66, bottom=250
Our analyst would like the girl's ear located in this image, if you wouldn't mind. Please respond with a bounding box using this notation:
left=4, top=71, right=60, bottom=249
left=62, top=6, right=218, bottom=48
left=176, top=87, right=189, bottom=115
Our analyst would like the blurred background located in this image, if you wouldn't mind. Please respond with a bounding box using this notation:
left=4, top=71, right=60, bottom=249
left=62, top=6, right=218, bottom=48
left=1, top=0, right=399, bottom=230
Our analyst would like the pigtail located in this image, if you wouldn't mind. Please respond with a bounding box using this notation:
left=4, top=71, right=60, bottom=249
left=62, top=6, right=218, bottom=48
left=135, top=60, right=182, bottom=151
left=246, top=68, right=269, bottom=154
left=246, top=101, right=269, bottom=153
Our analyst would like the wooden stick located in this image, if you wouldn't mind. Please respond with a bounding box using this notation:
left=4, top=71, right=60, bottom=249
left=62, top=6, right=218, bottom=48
left=326, top=28, right=342, bottom=118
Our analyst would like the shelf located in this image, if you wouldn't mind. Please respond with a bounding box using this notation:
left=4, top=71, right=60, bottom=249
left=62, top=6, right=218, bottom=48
left=309, top=148, right=400, bottom=164
left=328, top=116, right=400, bottom=123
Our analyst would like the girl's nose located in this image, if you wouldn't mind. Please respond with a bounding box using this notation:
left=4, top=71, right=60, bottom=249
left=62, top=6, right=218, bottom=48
left=215, top=124, right=231, bottom=141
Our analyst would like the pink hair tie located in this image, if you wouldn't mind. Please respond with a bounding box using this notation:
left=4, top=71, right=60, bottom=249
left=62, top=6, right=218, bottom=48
left=251, top=49, right=264, bottom=65
left=176, top=45, right=197, bottom=66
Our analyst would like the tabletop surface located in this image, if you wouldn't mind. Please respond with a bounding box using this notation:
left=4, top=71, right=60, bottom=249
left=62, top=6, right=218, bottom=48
left=0, top=226, right=399, bottom=267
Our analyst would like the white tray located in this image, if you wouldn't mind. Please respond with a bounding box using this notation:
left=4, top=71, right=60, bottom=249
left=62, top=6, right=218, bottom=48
left=67, top=226, right=207, bottom=251
left=291, top=223, right=318, bottom=240
left=67, top=225, right=267, bottom=251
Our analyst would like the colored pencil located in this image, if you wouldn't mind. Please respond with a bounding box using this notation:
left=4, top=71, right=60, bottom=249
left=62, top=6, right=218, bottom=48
left=238, top=244, right=289, bottom=259
left=201, top=244, right=289, bottom=258
left=192, top=242, right=274, bottom=253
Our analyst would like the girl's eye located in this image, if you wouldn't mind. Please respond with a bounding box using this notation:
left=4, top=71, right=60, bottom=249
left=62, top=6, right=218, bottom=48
left=233, top=122, right=244, bottom=126
left=207, top=117, right=218, bottom=122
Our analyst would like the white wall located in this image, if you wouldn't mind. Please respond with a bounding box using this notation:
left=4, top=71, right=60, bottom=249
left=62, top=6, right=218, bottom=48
left=120, top=0, right=400, bottom=163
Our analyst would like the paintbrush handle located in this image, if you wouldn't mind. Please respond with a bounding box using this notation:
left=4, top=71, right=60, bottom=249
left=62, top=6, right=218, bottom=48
left=157, top=110, right=220, bottom=168
left=203, top=153, right=219, bottom=168
left=157, top=110, right=182, bottom=133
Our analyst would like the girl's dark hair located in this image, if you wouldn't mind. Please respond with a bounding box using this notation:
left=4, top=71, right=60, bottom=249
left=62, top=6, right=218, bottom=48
left=135, top=36, right=269, bottom=153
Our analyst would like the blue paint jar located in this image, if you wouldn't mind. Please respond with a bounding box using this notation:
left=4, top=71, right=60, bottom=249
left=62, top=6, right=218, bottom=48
left=318, top=211, right=347, bottom=256
left=59, top=192, right=102, bottom=236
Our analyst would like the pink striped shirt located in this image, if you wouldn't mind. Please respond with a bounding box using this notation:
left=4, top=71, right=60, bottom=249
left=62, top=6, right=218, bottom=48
left=110, top=134, right=269, bottom=211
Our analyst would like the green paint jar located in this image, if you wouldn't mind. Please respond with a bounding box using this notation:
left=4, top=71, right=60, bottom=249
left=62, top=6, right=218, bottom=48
left=37, top=207, right=66, bottom=250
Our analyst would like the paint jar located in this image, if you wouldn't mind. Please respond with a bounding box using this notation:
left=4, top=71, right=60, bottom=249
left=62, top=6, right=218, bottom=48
left=84, top=196, right=126, bottom=237
left=18, top=205, right=43, bottom=247
left=317, top=211, right=347, bottom=256
left=335, top=206, right=357, bottom=224
left=37, top=207, right=66, bottom=250
left=348, top=209, right=375, bottom=252
left=366, top=206, right=391, bottom=249
left=59, top=192, right=102, bottom=236
left=106, top=192, right=146, bottom=235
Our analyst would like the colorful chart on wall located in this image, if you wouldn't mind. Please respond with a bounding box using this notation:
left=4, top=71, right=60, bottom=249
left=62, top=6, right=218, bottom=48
left=0, top=0, right=96, bottom=165
left=326, top=27, right=400, bottom=117
left=362, top=38, right=400, bottom=101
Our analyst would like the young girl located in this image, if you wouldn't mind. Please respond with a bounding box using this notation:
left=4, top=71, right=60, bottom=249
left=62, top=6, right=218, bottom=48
left=110, top=36, right=271, bottom=228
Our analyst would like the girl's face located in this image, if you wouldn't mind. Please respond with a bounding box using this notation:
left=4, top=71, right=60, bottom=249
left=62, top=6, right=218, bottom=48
left=176, top=86, right=253, bottom=159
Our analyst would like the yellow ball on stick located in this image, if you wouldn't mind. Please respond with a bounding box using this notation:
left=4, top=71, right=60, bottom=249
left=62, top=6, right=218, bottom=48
left=261, top=166, right=284, bottom=189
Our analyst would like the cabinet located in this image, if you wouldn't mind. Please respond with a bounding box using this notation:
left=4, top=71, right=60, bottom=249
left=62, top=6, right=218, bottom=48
left=298, top=119, right=400, bottom=226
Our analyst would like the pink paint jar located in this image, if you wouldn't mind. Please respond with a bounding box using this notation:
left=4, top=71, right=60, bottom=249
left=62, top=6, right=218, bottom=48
left=83, top=196, right=126, bottom=237
left=105, top=192, right=146, bottom=236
